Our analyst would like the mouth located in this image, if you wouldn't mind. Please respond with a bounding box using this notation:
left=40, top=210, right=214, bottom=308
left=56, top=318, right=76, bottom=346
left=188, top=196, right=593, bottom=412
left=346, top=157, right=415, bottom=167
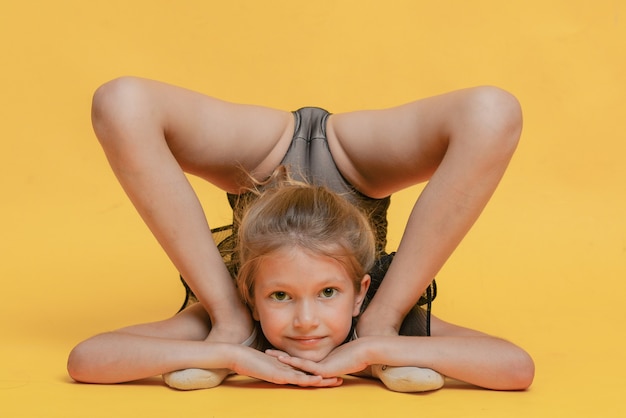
left=288, top=336, right=326, bottom=346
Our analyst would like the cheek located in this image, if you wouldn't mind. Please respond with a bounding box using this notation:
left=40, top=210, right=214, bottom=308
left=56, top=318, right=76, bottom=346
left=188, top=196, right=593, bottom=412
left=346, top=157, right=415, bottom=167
left=329, top=305, right=357, bottom=340
left=255, top=307, right=285, bottom=344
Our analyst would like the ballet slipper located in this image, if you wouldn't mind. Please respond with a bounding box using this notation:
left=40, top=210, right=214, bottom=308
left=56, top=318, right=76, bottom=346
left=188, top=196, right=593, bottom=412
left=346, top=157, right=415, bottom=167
left=163, top=367, right=232, bottom=390
left=371, top=364, right=444, bottom=393
left=163, top=329, right=257, bottom=390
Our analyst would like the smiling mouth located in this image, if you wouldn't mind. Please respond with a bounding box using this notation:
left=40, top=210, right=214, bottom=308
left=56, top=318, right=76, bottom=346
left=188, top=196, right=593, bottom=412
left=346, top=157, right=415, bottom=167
left=289, top=336, right=325, bottom=345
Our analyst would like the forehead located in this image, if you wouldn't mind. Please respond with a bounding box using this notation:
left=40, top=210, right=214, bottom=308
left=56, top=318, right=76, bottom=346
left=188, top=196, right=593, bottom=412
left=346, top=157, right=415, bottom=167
left=254, top=247, right=353, bottom=289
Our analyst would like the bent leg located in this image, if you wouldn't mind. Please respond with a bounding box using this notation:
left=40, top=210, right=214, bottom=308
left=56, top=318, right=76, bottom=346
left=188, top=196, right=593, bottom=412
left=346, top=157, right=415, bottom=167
left=91, top=77, right=294, bottom=344
left=328, top=86, right=522, bottom=336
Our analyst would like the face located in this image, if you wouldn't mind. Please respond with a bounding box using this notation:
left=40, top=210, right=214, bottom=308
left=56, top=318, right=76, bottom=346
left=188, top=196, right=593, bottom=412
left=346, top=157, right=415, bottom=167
left=252, top=247, right=370, bottom=362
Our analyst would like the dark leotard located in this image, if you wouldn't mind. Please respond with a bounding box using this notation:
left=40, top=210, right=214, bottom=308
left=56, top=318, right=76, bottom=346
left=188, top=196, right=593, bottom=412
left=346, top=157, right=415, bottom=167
left=179, top=107, right=435, bottom=336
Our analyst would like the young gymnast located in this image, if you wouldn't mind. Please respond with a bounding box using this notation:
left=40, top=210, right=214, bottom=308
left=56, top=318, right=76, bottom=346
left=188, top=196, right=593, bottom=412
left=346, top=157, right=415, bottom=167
left=68, top=76, right=531, bottom=390
left=68, top=178, right=534, bottom=391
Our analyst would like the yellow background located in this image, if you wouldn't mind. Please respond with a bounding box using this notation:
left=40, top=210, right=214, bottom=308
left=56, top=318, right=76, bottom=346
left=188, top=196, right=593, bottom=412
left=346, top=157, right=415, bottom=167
left=1, top=0, right=625, bottom=416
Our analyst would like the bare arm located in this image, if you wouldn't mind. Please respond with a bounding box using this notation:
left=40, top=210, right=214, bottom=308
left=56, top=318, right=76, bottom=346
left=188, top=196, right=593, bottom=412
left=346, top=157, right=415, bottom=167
left=68, top=331, right=232, bottom=383
left=69, top=333, right=342, bottom=387
left=67, top=305, right=340, bottom=387
left=275, top=315, right=534, bottom=391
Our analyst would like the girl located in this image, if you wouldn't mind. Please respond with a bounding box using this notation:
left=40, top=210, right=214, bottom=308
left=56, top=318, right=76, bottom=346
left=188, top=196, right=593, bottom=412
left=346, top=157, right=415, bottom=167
left=68, top=179, right=534, bottom=391
left=70, top=76, right=530, bottom=389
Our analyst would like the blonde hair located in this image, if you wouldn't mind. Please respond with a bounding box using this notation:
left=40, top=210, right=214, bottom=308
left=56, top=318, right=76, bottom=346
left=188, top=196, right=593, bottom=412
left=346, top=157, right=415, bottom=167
left=235, top=176, right=376, bottom=307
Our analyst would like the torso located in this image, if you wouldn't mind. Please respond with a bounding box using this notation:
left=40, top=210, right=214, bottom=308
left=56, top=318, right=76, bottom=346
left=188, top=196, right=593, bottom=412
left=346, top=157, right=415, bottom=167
left=231, top=107, right=391, bottom=255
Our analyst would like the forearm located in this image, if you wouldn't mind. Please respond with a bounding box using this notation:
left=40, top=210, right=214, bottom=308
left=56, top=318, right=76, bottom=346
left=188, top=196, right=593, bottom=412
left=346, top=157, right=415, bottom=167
left=67, top=331, right=237, bottom=384
left=367, top=335, right=534, bottom=390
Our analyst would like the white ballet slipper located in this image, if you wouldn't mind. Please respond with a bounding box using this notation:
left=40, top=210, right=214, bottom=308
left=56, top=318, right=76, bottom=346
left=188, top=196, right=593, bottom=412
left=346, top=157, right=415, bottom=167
left=163, top=329, right=257, bottom=390
left=371, top=364, right=444, bottom=393
left=163, top=367, right=232, bottom=390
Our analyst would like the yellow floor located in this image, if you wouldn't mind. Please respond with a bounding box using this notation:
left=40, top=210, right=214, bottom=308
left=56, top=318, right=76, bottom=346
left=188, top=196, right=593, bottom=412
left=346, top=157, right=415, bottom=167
left=2, top=1, right=626, bottom=417
left=3, top=281, right=625, bottom=418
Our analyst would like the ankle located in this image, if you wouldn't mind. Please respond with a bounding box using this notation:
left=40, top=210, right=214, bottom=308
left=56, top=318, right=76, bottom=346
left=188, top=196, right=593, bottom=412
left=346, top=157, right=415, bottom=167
left=206, top=307, right=254, bottom=344
left=357, top=306, right=403, bottom=337
left=208, top=320, right=254, bottom=343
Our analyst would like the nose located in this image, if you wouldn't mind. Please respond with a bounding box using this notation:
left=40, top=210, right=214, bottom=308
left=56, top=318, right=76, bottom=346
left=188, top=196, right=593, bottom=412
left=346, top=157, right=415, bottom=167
left=293, top=298, right=320, bottom=329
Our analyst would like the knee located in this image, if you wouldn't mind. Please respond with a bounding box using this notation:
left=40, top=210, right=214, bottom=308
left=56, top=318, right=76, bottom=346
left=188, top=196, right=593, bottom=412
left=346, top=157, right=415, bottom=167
left=461, top=86, right=523, bottom=159
left=91, top=76, right=149, bottom=145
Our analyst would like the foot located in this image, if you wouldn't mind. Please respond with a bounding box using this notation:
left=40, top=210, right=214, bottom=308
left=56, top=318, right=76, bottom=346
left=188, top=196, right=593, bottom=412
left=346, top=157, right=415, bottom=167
left=163, top=368, right=233, bottom=390
left=371, top=364, right=444, bottom=393
left=163, top=329, right=257, bottom=390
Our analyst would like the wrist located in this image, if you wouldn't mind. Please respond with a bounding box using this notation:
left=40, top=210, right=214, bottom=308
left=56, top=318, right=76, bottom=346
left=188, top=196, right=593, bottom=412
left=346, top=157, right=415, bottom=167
left=357, top=336, right=390, bottom=366
left=224, top=344, right=252, bottom=372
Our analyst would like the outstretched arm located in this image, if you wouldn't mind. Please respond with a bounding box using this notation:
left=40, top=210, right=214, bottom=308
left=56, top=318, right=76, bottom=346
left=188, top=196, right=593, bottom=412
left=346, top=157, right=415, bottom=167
left=69, top=333, right=339, bottom=387
left=67, top=304, right=340, bottom=387
left=274, top=315, right=534, bottom=391
left=69, top=331, right=233, bottom=384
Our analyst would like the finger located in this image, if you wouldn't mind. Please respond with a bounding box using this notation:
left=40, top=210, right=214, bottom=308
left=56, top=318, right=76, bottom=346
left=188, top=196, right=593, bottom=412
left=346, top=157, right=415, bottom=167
left=277, top=355, right=325, bottom=375
left=294, top=376, right=343, bottom=388
left=315, top=377, right=343, bottom=387
left=265, top=349, right=290, bottom=358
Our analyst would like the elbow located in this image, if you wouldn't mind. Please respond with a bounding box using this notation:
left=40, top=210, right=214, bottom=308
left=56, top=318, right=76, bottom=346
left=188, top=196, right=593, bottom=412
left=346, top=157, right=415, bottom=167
left=67, top=337, right=112, bottom=384
left=516, top=353, right=535, bottom=390
left=501, top=350, right=535, bottom=391
left=67, top=341, right=93, bottom=383
left=67, top=347, right=84, bottom=382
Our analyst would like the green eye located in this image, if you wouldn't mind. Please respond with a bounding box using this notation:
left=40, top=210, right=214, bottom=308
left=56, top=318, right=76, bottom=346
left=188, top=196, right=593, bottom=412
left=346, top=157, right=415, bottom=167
left=270, top=291, right=289, bottom=301
left=321, top=288, right=337, bottom=298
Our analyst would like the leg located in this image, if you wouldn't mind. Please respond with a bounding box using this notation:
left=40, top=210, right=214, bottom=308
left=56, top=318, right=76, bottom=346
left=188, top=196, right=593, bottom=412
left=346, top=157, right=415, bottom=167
left=327, top=86, right=522, bottom=336
left=91, top=77, right=294, bottom=344
left=371, top=306, right=444, bottom=392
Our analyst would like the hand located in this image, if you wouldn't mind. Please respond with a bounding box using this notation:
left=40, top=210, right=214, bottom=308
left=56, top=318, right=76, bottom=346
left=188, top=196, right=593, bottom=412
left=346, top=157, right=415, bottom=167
left=269, top=338, right=373, bottom=378
left=231, top=346, right=343, bottom=387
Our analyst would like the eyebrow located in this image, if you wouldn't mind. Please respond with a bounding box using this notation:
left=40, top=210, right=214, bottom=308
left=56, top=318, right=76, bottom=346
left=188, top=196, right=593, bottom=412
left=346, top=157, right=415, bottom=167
left=257, top=276, right=348, bottom=290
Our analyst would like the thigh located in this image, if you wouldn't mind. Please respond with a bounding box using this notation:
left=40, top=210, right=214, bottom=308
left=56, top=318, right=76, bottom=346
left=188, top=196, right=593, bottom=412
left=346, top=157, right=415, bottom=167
left=326, top=88, right=498, bottom=198
left=94, top=77, right=295, bottom=192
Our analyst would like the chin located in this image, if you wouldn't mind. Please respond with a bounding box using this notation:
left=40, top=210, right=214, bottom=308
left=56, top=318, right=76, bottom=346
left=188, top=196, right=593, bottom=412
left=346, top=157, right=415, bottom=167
left=288, top=349, right=331, bottom=362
